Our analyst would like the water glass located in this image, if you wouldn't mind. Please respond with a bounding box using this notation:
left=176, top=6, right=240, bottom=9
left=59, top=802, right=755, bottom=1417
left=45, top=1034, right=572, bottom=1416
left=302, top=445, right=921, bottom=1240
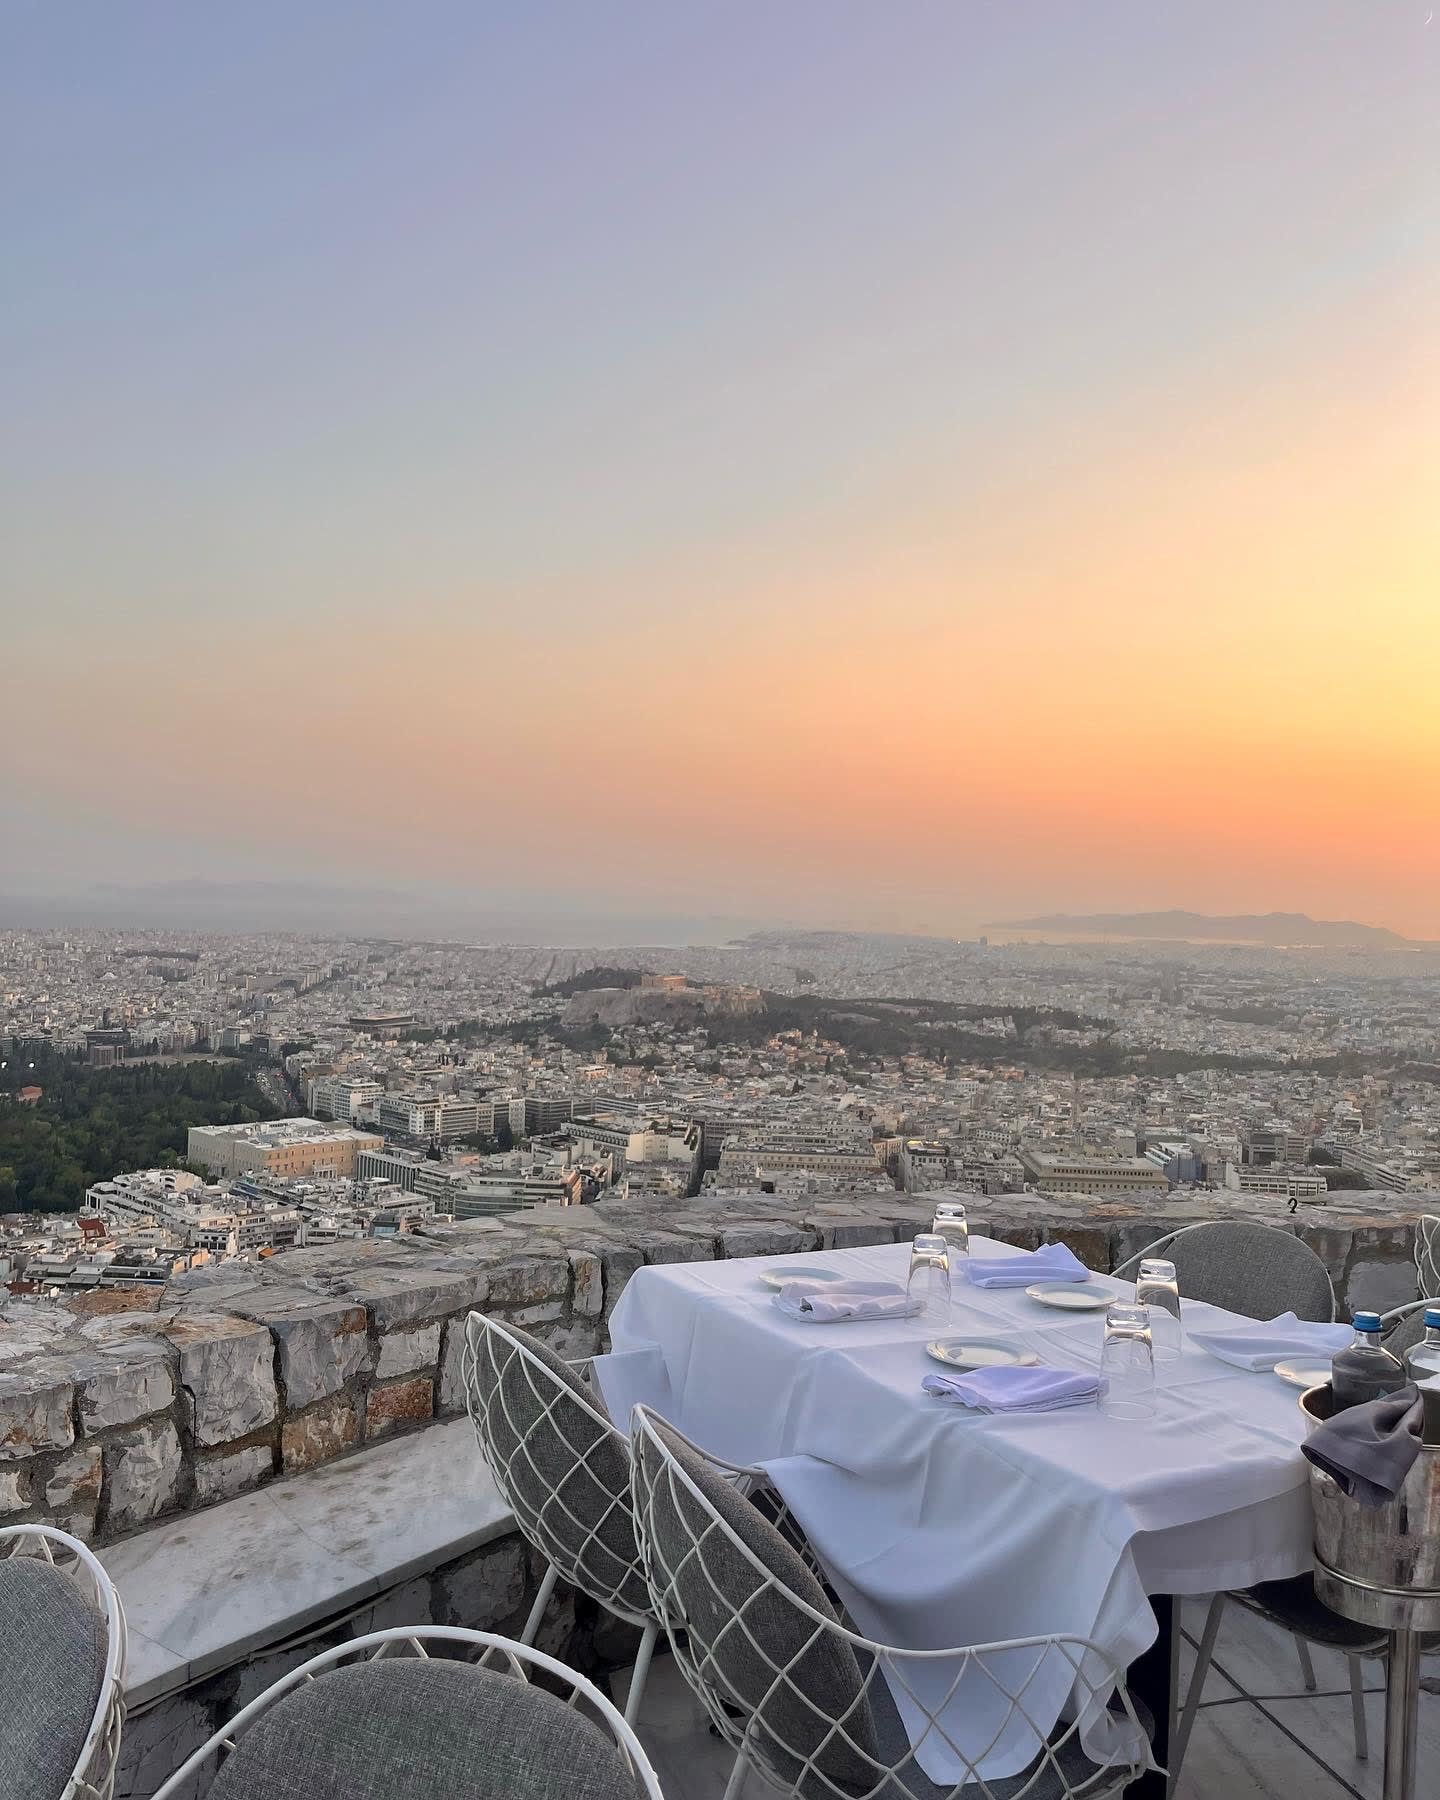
left=930, top=1200, right=969, bottom=1258
left=1134, top=1258, right=1182, bottom=1365
left=1099, top=1302, right=1156, bottom=1420
left=907, top=1233, right=952, bottom=1325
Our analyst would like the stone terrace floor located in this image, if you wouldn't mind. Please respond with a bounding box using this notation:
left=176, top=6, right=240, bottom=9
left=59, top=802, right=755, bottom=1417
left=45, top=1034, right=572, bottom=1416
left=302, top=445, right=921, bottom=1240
left=620, top=1598, right=1439, bottom=1800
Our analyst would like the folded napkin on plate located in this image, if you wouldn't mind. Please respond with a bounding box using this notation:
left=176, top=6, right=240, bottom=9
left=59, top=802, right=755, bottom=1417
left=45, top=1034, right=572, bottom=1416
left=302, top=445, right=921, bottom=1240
left=962, top=1243, right=1090, bottom=1289
left=1303, top=1383, right=1425, bottom=1507
left=774, top=1279, right=920, bottom=1323
left=1187, top=1312, right=1352, bottom=1372
left=923, top=1366, right=1100, bottom=1413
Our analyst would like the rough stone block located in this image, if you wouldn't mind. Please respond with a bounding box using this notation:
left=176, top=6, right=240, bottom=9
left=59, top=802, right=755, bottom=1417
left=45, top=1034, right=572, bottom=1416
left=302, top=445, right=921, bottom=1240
left=485, top=1254, right=570, bottom=1310
left=44, top=1443, right=103, bottom=1518
left=345, top=1269, right=489, bottom=1333
left=375, top=1322, right=441, bottom=1379
left=80, top=1343, right=175, bottom=1432
left=366, top=1376, right=433, bottom=1439
left=1044, top=1226, right=1113, bottom=1272
left=509, top=1300, right=565, bottom=1330
left=259, top=1302, right=370, bottom=1408
left=436, top=1320, right=469, bottom=1416
left=435, top=1539, right=527, bottom=1630
left=568, top=1250, right=603, bottom=1317
left=105, top=1419, right=184, bottom=1530
left=166, top=1316, right=278, bottom=1447
left=1343, top=1257, right=1420, bottom=1316
left=598, top=1244, right=644, bottom=1316
left=282, top=1394, right=361, bottom=1473
left=194, top=1443, right=274, bottom=1506
left=719, top=1222, right=809, bottom=1258
left=0, top=1373, right=76, bottom=1458
left=803, top=1214, right=891, bottom=1251
left=0, top=1466, right=25, bottom=1514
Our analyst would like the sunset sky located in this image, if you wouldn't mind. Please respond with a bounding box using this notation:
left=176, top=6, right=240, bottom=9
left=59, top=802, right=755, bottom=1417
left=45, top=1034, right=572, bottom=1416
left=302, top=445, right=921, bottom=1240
left=3, top=4, right=1437, bottom=939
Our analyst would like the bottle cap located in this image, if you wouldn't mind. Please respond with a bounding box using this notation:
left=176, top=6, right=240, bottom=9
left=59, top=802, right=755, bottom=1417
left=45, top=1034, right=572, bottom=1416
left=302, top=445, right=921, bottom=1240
left=1424, top=1307, right=1440, bottom=1329
left=1352, top=1310, right=1382, bottom=1332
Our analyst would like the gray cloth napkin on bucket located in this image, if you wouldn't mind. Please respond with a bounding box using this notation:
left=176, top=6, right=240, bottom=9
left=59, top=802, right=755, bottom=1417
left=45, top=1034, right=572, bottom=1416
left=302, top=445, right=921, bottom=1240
left=1301, top=1383, right=1425, bottom=1507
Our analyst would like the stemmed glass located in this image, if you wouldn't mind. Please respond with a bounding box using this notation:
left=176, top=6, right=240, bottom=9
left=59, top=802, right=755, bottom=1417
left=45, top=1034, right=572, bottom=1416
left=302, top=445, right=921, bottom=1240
left=931, top=1200, right=969, bottom=1259
left=906, top=1233, right=952, bottom=1326
left=1134, top=1258, right=1182, bottom=1365
left=1100, top=1302, right=1156, bottom=1419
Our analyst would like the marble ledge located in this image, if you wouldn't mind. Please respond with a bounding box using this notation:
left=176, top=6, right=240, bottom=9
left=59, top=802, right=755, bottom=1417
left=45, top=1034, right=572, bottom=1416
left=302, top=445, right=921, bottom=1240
left=100, top=1418, right=510, bottom=1708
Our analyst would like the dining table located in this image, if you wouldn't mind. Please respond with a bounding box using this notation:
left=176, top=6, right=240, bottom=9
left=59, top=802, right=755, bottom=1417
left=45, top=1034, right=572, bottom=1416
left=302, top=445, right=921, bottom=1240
left=593, top=1233, right=1321, bottom=1798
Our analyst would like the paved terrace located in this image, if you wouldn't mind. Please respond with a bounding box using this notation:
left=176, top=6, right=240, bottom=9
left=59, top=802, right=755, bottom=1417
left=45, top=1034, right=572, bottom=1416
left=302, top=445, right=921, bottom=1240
left=0, top=1186, right=1434, bottom=1796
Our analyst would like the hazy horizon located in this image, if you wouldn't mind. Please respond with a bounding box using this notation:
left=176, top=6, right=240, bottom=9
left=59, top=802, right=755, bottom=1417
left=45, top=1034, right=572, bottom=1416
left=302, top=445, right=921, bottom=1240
left=4, top=6, right=1436, bottom=936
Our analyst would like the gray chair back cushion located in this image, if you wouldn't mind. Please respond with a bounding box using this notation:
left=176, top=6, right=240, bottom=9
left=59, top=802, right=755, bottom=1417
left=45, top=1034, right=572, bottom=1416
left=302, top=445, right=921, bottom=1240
left=1384, top=1310, right=1428, bottom=1358
left=466, top=1315, right=651, bottom=1617
left=637, top=1416, right=880, bottom=1797
left=1169, top=1223, right=1333, bottom=1323
left=0, top=1558, right=109, bottom=1800
left=207, top=1657, right=637, bottom=1800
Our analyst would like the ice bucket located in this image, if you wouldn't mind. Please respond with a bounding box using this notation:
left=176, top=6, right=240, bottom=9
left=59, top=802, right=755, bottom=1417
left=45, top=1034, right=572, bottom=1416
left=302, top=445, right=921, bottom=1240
left=1299, top=1383, right=1440, bottom=1632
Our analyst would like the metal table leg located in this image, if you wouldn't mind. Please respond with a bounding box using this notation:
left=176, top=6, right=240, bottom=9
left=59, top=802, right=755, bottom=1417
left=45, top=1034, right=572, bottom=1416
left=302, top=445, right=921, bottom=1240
left=1382, top=1627, right=1421, bottom=1800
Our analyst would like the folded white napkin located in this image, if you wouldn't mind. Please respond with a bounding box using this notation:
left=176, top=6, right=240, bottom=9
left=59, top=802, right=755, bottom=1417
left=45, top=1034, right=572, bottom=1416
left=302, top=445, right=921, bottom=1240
left=963, top=1243, right=1091, bottom=1289
left=774, top=1279, right=921, bottom=1322
left=1187, top=1311, right=1351, bottom=1372
left=923, top=1366, right=1101, bottom=1413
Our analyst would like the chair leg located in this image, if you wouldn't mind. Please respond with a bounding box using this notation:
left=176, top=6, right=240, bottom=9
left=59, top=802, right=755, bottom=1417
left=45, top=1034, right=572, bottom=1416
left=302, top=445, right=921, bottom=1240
left=1347, top=1654, right=1369, bottom=1761
left=520, top=1562, right=559, bottom=1647
left=1294, top=1634, right=1318, bottom=1693
left=624, top=1621, right=660, bottom=1726
left=722, top=1745, right=751, bottom=1800
left=1170, top=1594, right=1226, bottom=1787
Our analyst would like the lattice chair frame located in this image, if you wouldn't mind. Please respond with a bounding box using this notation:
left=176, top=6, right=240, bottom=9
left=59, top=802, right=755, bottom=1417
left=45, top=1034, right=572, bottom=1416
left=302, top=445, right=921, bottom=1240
left=1416, top=1213, right=1440, bottom=1301
left=461, top=1312, right=660, bottom=1720
left=0, top=1524, right=128, bottom=1800
left=149, top=1628, right=664, bottom=1800
left=628, top=1406, right=1149, bottom=1800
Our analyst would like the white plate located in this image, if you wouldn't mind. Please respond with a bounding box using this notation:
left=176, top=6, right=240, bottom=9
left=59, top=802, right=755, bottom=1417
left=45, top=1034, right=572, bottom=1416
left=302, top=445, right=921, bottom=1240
left=1024, top=1283, right=1111, bottom=1311
left=1273, top=1358, right=1331, bottom=1389
left=758, top=1265, right=847, bottom=1291
left=926, top=1338, right=1041, bottom=1370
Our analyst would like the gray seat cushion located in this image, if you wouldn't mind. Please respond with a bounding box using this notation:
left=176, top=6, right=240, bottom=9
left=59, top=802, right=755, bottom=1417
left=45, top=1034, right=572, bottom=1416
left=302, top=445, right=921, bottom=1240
left=1384, top=1311, right=1429, bottom=1358
left=207, top=1657, right=639, bottom=1800
left=0, top=1557, right=109, bottom=1800
left=467, top=1315, right=651, bottom=1618
left=1238, top=1575, right=1388, bottom=1652
left=642, top=1417, right=880, bottom=1798
left=1168, top=1224, right=1333, bottom=1323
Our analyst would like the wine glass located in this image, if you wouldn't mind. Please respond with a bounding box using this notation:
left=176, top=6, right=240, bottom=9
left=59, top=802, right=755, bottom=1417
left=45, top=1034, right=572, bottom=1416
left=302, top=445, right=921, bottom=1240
left=1134, top=1258, right=1182, bottom=1365
left=906, top=1233, right=952, bottom=1325
left=1100, top=1302, right=1156, bottom=1420
left=930, top=1200, right=969, bottom=1258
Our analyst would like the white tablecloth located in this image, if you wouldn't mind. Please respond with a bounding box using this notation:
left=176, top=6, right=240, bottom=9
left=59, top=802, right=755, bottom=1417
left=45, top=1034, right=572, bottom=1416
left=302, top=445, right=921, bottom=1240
left=596, top=1237, right=1314, bottom=1782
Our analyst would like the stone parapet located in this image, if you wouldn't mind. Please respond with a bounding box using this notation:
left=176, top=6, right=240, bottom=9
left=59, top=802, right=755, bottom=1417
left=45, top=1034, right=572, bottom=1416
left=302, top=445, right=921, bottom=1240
left=1, top=1187, right=1434, bottom=1544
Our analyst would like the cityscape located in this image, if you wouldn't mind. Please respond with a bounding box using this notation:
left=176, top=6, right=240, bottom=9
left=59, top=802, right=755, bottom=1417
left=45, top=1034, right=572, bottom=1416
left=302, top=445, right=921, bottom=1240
left=3, top=920, right=1438, bottom=1292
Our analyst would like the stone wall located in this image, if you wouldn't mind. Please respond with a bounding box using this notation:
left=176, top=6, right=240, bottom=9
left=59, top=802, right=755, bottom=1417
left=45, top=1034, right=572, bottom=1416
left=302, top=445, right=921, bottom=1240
left=2, top=1187, right=1435, bottom=1545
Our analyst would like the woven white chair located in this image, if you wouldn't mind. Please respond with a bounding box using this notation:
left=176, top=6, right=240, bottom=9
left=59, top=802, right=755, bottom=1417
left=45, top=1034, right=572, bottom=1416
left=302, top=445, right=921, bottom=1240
left=0, top=1524, right=128, bottom=1800
left=629, top=1405, right=1149, bottom=1800
left=1111, top=1220, right=1336, bottom=1322
left=149, top=1627, right=664, bottom=1800
left=1416, top=1213, right=1440, bottom=1300
left=462, top=1312, right=660, bottom=1721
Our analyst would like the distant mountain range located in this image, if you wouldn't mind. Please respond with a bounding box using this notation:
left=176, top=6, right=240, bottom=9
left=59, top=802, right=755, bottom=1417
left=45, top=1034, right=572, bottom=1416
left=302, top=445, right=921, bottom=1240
left=994, top=910, right=1421, bottom=948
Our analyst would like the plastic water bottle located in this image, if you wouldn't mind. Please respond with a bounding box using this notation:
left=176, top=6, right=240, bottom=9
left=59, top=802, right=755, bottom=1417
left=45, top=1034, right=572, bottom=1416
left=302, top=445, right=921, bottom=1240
left=1403, top=1306, right=1440, bottom=1444
left=1329, top=1311, right=1407, bottom=1413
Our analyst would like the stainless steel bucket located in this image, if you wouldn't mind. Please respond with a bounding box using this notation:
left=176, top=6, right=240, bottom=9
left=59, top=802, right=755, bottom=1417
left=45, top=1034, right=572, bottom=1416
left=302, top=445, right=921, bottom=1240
left=1299, top=1384, right=1440, bottom=1632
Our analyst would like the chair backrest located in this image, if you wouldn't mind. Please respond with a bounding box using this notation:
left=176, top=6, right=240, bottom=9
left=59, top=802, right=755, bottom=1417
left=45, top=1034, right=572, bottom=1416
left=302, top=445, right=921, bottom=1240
left=629, top=1404, right=879, bottom=1797
left=462, top=1313, right=652, bottom=1620
left=629, top=1407, right=1146, bottom=1800
left=0, top=1525, right=127, bottom=1800
left=1161, top=1222, right=1335, bottom=1322
left=151, top=1628, right=663, bottom=1800
left=1417, top=1215, right=1440, bottom=1301
left=1384, top=1305, right=1430, bottom=1359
